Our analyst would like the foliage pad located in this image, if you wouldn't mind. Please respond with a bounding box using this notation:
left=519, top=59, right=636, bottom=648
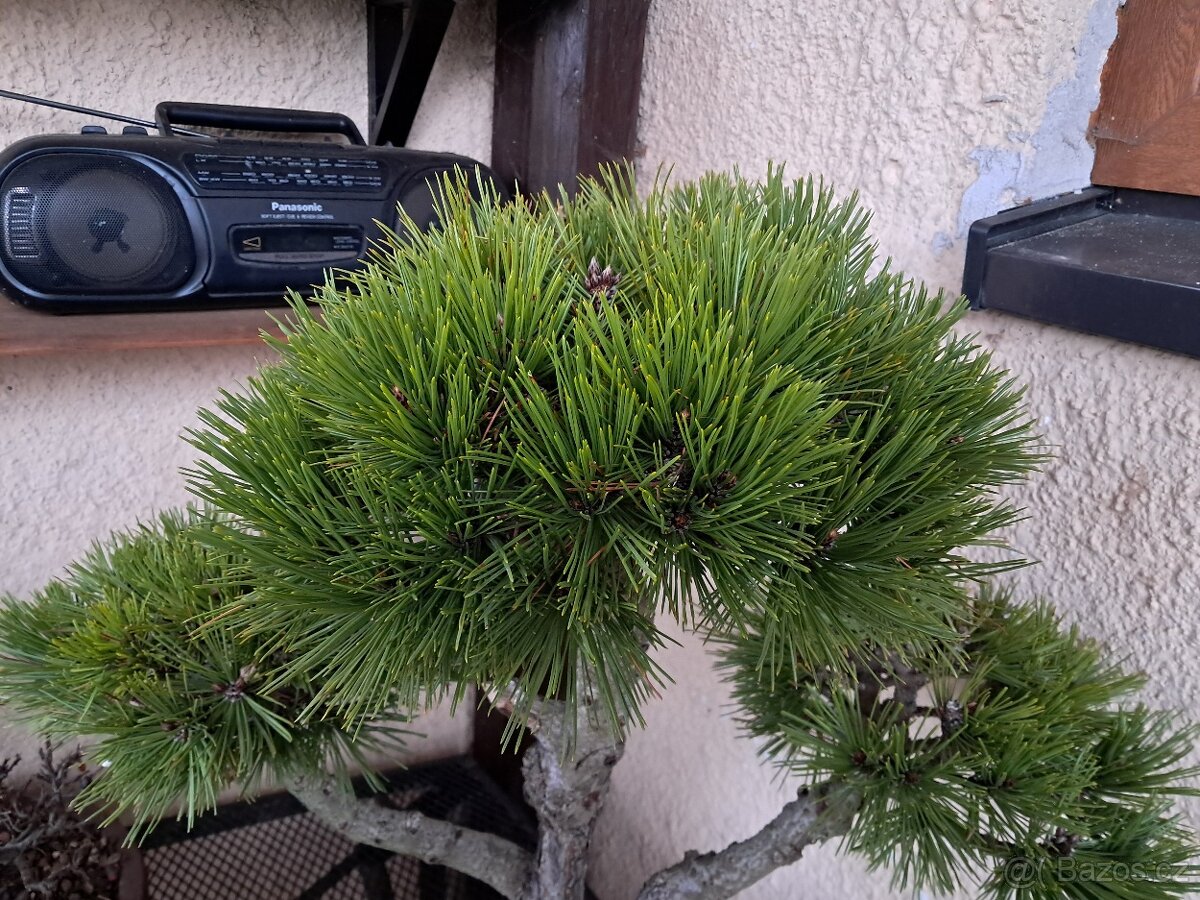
left=186, top=168, right=1035, bottom=733
left=0, top=510, right=399, bottom=836
left=0, top=169, right=1192, bottom=900
left=726, top=589, right=1200, bottom=898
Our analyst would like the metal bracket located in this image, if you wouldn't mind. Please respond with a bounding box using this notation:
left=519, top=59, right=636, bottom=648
left=367, top=0, right=456, bottom=147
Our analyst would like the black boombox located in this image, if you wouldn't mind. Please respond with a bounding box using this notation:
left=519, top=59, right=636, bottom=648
left=0, top=102, right=502, bottom=313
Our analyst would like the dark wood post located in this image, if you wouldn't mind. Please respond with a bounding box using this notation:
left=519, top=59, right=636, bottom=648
left=492, top=0, right=652, bottom=196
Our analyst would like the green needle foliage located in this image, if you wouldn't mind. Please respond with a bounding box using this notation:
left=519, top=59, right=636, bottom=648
left=725, top=588, right=1200, bottom=898
left=0, top=509, right=402, bottom=838
left=186, top=167, right=1036, bottom=735
left=0, top=167, right=1192, bottom=900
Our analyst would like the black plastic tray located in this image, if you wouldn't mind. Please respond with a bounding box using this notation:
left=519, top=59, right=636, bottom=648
left=962, top=186, right=1200, bottom=358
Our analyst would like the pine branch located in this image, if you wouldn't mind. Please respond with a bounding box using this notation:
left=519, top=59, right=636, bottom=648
left=637, top=780, right=861, bottom=900
left=288, top=770, right=533, bottom=900
left=494, top=677, right=626, bottom=900
left=521, top=711, right=624, bottom=900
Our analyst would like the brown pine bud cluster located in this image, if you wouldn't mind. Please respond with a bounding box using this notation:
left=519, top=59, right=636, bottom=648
left=703, top=470, right=738, bottom=509
left=1049, top=827, right=1081, bottom=858
left=584, top=258, right=621, bottom=310
left=213, top=663, right=257, bottom=703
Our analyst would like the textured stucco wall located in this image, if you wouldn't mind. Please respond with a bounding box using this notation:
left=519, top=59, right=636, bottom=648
left=0, top=0, right=494, bottom=769
left=2, top=2, right=1196, bottom=898
left=591, top=1, right=1200, bottom=898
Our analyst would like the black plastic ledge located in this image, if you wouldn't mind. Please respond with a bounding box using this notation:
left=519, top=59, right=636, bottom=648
left=962, top=186, right=1200, bottom=359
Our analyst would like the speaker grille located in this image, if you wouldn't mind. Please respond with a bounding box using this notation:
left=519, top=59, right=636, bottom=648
left=3, top=188, right=37, bottom=259
left=0, top=153, right=196, bottom=296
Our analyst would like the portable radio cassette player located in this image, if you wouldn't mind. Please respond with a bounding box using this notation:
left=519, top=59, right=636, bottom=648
left=0, top=101, right=503, bottom=313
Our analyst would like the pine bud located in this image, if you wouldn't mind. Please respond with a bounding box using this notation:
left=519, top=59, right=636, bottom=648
left=584, top=258, right=621, bottom=309
left=161, top=722, right=189, bottom=743
left=703, top=470, right=738, bottom=508
left=1049, top=828, right=1080, bottom=857
left=669, top=510, right=693, bottom=533
left=214, top=675, right=248, bottom=702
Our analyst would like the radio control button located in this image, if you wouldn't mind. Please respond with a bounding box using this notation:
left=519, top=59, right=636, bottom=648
left=185, top=152, right=386, bottom=194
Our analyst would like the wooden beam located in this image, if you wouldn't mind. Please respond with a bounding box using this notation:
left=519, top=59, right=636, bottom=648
left=474, top=0, right=651, bottom=800
left=1091, top=0, right=1200, bottom=196
left=492, top=0, right=651, bottom=196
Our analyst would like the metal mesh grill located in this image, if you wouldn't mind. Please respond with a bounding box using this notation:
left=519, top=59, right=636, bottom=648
left=0, top=152, right=194, bottom=295
left=138, top=757, right=535, bottom=900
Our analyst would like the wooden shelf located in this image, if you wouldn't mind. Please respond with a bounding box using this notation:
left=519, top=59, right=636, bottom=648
left=0, top=293, right=296, bottom=356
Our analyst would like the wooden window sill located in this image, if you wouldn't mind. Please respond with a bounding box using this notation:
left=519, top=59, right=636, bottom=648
left=0, top=293, right=297, bottom=356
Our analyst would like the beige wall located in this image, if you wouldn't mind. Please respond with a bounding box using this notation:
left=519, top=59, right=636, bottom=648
left=0, top=0, right=494, bottom=769
left=592, top=0, right=1200, bottom=898
left=2, top=1, right=1196, bottom=898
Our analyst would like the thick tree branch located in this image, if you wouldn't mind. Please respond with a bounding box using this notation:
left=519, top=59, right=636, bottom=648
left=521, top=720, right=624, bottom=900
left=288, top=770, right=533, bottom=900
left=495, top=676, right=625, bottom=900
left=636, top=781, right=861, bottom=900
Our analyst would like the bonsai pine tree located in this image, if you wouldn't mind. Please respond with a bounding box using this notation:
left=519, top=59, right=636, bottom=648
left=0, top=169, right=1195, bottom=899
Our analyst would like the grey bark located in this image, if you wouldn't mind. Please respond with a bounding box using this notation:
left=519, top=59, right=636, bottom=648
left=288, top=770, right=533, bottom=900
left=518, top=703, right=624, bottom=900
left=290, top=728, right=857, bottom=900
left=636, top=781, right=861, bottom=900
left=491, top=676, right=626, bottom=900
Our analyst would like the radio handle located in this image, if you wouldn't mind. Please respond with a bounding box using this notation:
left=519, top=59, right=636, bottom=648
left=154, top=102, right=366, bottom=145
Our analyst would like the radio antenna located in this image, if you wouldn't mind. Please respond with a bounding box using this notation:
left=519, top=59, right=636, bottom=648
left=0, top=89, right=206, bottom=137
